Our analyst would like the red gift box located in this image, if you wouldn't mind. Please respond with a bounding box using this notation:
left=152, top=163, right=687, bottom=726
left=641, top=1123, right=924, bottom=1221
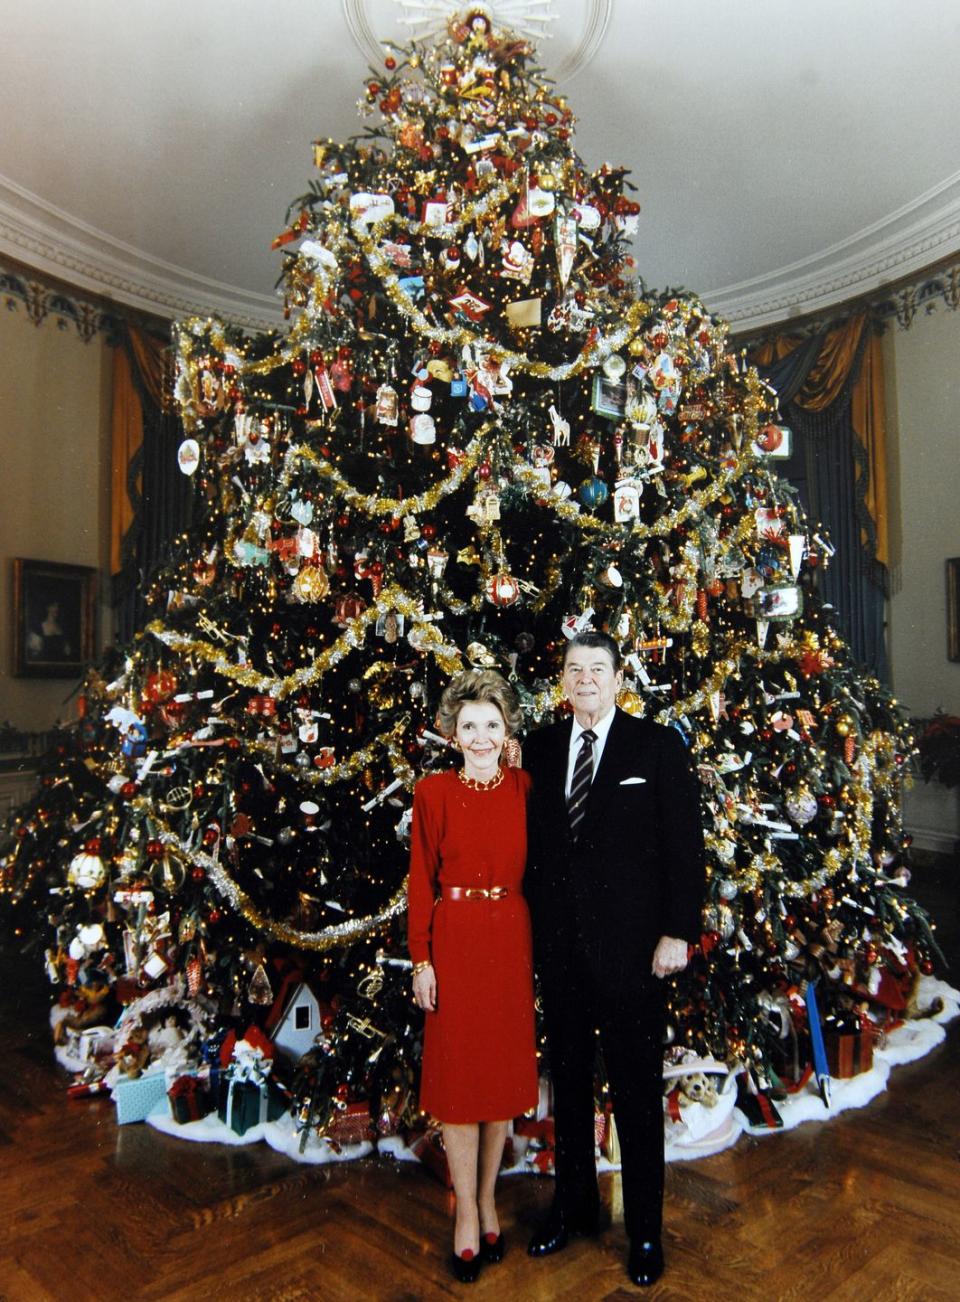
left=409, top=1127, right=452, bottom=1187
left=824, top=1027, right=873, bottom=1078
left=168, top=1074, right=210, bottom=1124
left=326, top=1101, right=373, bottom=1149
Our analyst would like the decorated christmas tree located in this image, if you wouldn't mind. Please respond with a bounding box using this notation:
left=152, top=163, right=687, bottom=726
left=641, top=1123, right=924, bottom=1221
left=0, top=7, right=942, bottom=1150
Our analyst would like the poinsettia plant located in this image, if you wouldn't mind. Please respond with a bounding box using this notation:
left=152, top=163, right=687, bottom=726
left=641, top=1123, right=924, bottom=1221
left=916, top=712, right=960, bottom=788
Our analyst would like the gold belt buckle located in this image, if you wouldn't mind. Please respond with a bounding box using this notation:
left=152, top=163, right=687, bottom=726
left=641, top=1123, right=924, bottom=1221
left=464, top=887, right=487, bottom=900
left=488, top=887, right=508, bottom=900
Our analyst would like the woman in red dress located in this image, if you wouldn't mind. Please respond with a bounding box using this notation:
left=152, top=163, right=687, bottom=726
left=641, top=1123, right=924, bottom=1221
left=408, top=669, right=537, bottom=1284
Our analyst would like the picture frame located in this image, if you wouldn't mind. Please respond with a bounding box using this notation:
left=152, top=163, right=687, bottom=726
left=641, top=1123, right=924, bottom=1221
left=754, top=583, right=803, bottom=621
left=752, top=423, right=793, bottom=459
left=12, top=558, right=97, bottom=678
left=590, top=374, right=627, bottom=420
left=948, top=558, right=960, bottom=662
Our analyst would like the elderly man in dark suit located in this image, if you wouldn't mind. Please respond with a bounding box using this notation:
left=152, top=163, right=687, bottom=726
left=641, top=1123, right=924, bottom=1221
left=524, top=630, right=705, bottom=1288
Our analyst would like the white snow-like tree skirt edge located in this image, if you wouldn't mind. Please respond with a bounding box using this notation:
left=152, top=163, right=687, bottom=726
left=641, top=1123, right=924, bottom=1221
left=143, top=976, right=959, bottom=1170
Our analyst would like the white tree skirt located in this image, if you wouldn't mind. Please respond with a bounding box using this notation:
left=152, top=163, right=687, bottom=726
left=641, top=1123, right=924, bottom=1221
left=143, top=977, right=959, bottom=1170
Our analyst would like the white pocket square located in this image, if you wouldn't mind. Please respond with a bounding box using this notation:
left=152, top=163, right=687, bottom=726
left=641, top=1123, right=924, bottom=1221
left=620, top=776, right=647, bottom=785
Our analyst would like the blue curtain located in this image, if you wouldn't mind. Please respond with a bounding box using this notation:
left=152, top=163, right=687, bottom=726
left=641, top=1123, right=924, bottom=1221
left=757, top=334, right=888, bottom=678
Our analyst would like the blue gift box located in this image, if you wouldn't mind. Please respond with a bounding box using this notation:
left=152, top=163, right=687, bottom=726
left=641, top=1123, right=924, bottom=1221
left=114, top=1071, right=167, bottom=1124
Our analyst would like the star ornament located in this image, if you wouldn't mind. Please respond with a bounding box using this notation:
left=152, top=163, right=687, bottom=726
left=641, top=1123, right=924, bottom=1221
left=393, top=1, right=558, bottom=43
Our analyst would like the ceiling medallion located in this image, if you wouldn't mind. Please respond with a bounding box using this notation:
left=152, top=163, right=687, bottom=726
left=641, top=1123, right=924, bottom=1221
left=341, top=0, right=611, bottom=81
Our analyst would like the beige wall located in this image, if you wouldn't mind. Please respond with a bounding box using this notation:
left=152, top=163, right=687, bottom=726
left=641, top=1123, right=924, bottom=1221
left=0, top=307, right=113, bottom=730
left=884, top=306, right=960, bottom=848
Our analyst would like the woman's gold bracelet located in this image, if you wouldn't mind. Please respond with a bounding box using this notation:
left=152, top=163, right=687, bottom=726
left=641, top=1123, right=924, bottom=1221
left=412, top=960, right=432, bottom=976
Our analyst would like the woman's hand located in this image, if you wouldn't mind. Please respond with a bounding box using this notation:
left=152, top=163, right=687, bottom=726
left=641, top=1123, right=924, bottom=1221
left=413, top=963, right=437, bottom=1012
left=652, top=935, right=690, bottom=978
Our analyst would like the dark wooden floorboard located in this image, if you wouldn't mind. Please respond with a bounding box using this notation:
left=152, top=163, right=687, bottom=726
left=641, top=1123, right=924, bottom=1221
left=1, top=852, right=957, bottom=1300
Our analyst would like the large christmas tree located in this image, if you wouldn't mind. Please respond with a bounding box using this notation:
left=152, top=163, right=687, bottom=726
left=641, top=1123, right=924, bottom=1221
left=0, top=7, right=940, bottom=1149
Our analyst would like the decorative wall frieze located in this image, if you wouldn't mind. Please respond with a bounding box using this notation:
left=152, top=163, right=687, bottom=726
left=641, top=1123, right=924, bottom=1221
left=0, top=261, right=121, bottom=343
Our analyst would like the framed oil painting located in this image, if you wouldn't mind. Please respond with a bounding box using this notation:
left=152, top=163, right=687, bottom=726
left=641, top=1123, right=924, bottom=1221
left=12, top=558, right=97, bottom=678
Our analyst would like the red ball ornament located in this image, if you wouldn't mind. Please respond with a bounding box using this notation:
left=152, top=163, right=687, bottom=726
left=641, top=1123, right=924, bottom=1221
left=919, top=957, right=935, bottom=975
left=486, top=572, right=521, bottom=608
left=193, top=782, right=205, bottom=799
left=477, top=461, right=492, bottom=481
left=421, top=524, right=437, bottom=540
left=85, top=837, right=102, bottom=854
left=819, top=794, right=835, bottom=808
left=119, top=782, right=137, bottom=800
left=145, top=839, right=165, bottom=861
left=208, top=908, right=222, bottom=924
left=202, top=825, right=220, bottom=847
left=384, top=55, right=396, bottom=69
left=191, top=867, right=205, bottom=881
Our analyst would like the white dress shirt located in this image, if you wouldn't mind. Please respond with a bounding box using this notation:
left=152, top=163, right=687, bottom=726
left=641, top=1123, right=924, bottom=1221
left=565, top=705, right=618, bottom=798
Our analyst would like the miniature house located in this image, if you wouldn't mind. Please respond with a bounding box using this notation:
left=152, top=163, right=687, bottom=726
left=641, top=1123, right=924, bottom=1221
left=266, top=981, right=326, bottom=1064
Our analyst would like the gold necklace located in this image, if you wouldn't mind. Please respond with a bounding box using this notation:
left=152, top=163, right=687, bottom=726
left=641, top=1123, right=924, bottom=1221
left=457, top=765, right=505, bottom=792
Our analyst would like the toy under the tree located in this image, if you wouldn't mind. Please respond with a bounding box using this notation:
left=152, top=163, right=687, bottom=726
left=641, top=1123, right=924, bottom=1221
left=0, top=6, right=947, bottom=1158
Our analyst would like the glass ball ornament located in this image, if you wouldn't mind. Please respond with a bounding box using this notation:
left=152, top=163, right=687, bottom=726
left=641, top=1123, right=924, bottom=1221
left=785, top=788, right=819, bottom=825
left=67, top=848, right=107, bottom=891
left=578, top=476, right=609, bottom=509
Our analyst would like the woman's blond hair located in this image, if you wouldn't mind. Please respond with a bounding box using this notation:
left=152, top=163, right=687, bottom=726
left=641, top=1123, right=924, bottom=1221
left=436, top=669, right=521, bottom=738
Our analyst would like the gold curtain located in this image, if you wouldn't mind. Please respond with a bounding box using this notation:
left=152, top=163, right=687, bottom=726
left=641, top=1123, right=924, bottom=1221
left=110, top=341, right=142, bottom=577
left=110, top=325, right=170, bottom=576
left=750, top=314, right=887, bottom=567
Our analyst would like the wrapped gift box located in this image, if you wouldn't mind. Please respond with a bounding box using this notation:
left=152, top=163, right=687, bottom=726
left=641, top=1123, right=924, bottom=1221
left=167, top=1073, right=212, bottom=1124
left=217, top=1075, right=288, bottom=1135
left=823, top=1025, right=873, bottom=1078
left=326, top=1101, right=372, bottom=1148
left=114, top=1071, right=167, bottom=1124
left=408, top=1127, right=452, bottom=1187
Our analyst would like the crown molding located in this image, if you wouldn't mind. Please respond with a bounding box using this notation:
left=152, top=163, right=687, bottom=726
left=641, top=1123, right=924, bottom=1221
left=706, top=169, right=960, bottom=333
left=4, top=162, right=960, bottom=342
left=0, top=175, right=283, bottom=331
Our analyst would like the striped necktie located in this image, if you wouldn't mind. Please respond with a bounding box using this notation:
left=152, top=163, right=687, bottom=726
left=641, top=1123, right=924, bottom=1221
left=567, top=728, right=597, bottom=839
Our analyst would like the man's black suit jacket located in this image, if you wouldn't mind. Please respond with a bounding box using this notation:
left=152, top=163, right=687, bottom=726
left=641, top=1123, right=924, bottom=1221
left=524, top=708, right=705, bottom=998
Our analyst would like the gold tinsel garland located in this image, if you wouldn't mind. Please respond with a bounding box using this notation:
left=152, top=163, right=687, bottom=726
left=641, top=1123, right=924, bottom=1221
left=147, top=584, right=463, bottom=699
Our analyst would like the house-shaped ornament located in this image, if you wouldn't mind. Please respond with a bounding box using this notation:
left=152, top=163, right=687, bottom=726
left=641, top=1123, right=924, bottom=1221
left=265, top=978, right=329, bottom=1064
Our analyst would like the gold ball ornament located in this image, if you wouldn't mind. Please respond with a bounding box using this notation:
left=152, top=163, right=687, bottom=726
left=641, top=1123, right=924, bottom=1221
left=617, top=689, right=644, bottom=716
left=293, top=566, right=331, bottom=603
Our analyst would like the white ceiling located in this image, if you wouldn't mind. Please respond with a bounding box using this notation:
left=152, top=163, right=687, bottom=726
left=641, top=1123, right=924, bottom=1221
left=2, top=0, right=959, bottom=332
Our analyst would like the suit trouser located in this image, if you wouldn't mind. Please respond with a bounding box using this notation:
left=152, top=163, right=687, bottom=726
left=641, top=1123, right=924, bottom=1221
left=541, top=945, right=666, bottom=1244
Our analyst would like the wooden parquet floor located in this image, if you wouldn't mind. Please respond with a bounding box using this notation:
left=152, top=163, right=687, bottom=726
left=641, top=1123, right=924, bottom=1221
left=1, top=853, right=958, bottom=1302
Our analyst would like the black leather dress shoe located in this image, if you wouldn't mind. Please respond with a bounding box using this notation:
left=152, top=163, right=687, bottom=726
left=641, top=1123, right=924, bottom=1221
left=527, top=1203, right=600, bottom=1257
left=480, top=1231, right=505, bottom=1264
left=627, top=1238, right=664, bottom=1287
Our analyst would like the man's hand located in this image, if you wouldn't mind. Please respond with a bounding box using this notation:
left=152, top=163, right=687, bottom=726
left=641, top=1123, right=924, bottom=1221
left=413, top=963, right=437, bottom=1011
left=652, top=935, right=689, bottom=978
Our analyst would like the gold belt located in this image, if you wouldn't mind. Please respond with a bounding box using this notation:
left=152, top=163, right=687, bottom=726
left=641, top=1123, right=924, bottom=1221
left=440, top=885, right=510, bottom=901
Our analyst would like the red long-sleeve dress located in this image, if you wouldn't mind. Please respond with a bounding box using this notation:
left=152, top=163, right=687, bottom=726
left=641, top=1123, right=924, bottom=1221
left=407, top=765, right=538, bottom=1123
